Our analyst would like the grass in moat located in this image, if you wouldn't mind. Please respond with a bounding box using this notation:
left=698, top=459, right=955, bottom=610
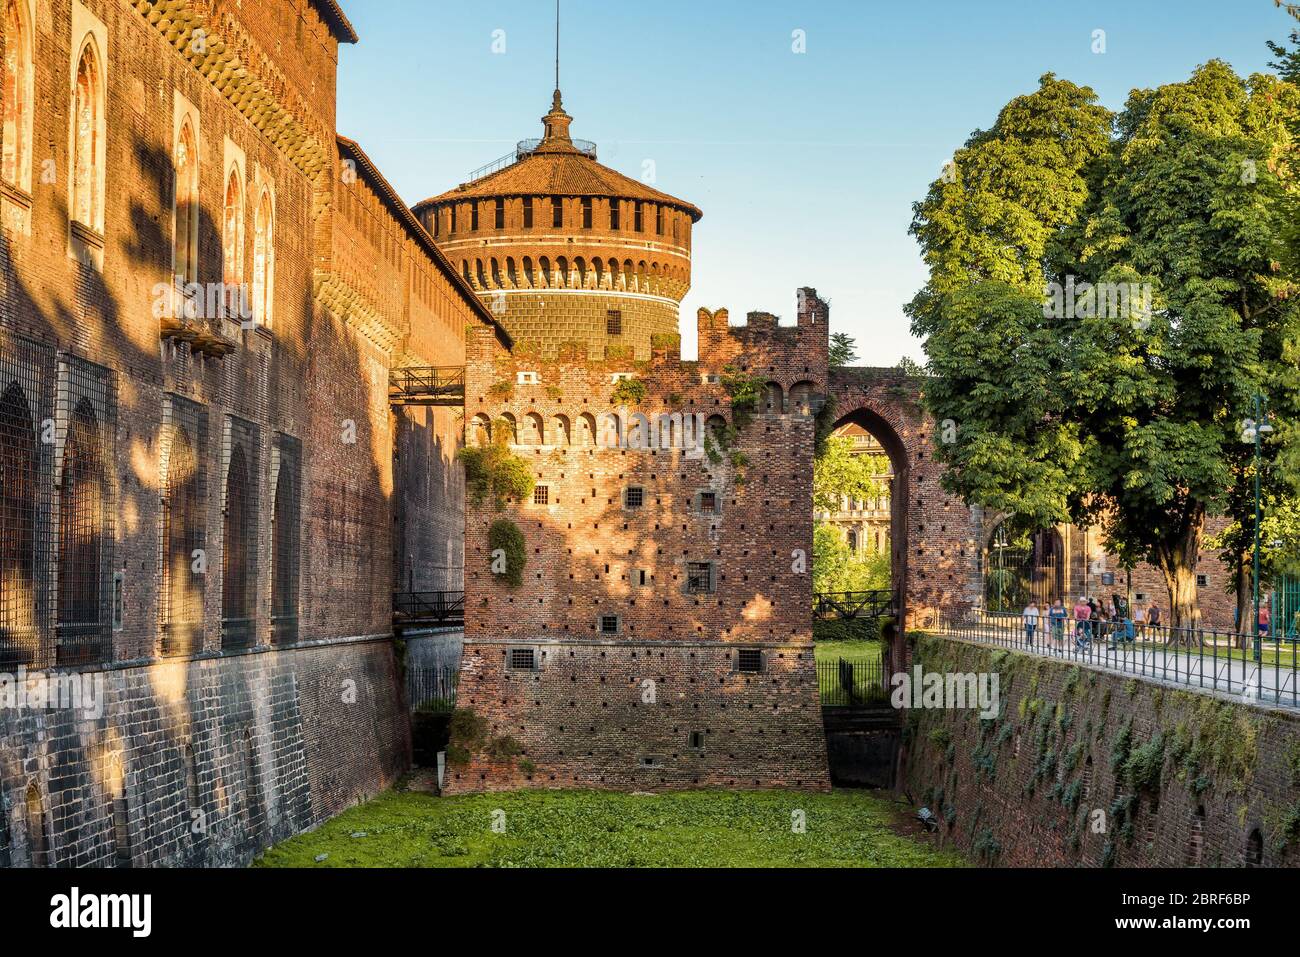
left=813, top=639, right=883, bottom=663
left=254, top=787, right=966, bottom=868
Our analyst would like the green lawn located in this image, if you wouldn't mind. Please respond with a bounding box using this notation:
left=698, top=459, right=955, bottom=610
left=254, top=787, right=965, bottom=868
left=814, top=639, right=883, bottom=663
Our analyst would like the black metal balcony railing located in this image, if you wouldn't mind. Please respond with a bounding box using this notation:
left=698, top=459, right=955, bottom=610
left=388, top=367, right=465, bottom=407
left=813, top=590, right=896, bottom=621
left=393, top=590, right=465, bottom=628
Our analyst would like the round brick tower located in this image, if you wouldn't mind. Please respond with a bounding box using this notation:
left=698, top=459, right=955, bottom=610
left=413, top=90, right=702, bottom=361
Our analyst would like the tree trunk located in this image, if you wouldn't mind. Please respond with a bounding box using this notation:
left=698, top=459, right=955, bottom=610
left=1234, top=547, right=1252, bottom=650
left=1155, top=507, right=1204, bottom=643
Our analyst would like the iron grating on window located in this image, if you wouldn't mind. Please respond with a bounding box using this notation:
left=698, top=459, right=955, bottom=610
left=508, top=647, right=536, bottom=671
left=625, top=486, right=644, bottom=509
left=533, top=485, right=549, bottom=506
left=159, top=395, right=208, bottom=657
left=0, top=334, right=54, bottom=669
left=737, top=648, right=763, bottom=673
left=221, top=416, right=260, bottom=650
left=271, top=433, right=301, bottom=645
left=54, top=354, right=116, bottom=666
left=687, top=562, right=714, bottom=595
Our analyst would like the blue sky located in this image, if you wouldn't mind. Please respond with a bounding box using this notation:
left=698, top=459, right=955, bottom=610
left=337, top=0, right=1296, bottom=363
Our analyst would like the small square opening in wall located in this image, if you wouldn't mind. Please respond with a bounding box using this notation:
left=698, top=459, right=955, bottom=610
left=600, top=615, right=621, bottom=635
left=625, top=486, right=644, bottom=509
left=533, top=485, right=550, bottom=506
left=508, top=648, right=537, bottom=671
left=517, top=370, right=539, bottom=385
left=737, top=649, right=763, bottom=673
left=1135, top=592, right=1147, bottom=603
left=1196, top=574, right=1208, bottom=587
left=640, top=755, right=662, bottom=768
left=687, top=562, right=715, bottom=595
left=699, top=491, right=717, bottom=513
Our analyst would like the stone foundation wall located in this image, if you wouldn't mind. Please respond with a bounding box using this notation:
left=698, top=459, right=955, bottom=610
left=901, top=634, right=1300, bottom=867
left=0, top=636, right=407, bottom=868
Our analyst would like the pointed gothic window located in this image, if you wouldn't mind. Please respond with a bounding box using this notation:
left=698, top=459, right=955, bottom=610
left=71, top=40, right=103, bottom=230
left=2, top=0, right=34, bottom=190
left=173, top=119, right=199, bottom=285
left=252, top=188, right=274, bottom=327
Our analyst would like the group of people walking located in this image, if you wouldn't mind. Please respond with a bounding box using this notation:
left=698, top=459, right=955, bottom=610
left=1020, top=596, right=1162, bottom=650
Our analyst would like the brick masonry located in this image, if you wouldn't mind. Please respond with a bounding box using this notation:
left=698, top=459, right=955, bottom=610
left=901, top=633, right=1300, bottom=867
left=447, top=292, right=834, bottom=793
left=0, top=0, right=494, bottom=865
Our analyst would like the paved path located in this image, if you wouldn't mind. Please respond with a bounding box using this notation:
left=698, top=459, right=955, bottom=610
left=940, top=624, right=1300, bottom=712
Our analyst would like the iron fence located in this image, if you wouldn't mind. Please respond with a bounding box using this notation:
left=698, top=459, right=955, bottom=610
left=407, top=665, right=459, bottom=714
left=818, top=655, right=890, bottom=707
left=814, top=590, right=895, bottom=621
left=939, top=612, right=1299, bottom=709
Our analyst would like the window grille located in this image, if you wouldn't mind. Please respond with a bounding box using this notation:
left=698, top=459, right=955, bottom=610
left=271, top=434, right=301, bottom=645
left=737, top=648, right=763, bottom=673
left=55, top=354, right=115, bottom=666
left=533, top=485, right=549, bottom=506
left=600, top=615, right=619, bottom=635
left=508, top=647, right=536, bottom=671
left=687, top=562, right=714, bottom=594
left=625, top=487, right=644, bottom=509
left=0, top=334, right=53, bottom=668
left=160, top=395, right=207, bottom=657
left=699, top=491, right=717, bottom=513
left=606, top=310, right=622, bottom=336
left=221, top=416, right=260, bottom=649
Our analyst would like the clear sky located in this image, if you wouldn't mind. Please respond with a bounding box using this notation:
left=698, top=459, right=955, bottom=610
left=336, top=0, right=1296, bottom=363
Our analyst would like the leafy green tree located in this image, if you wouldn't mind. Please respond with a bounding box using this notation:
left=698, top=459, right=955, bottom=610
left=909, top=66, right=1300, bottom=633
left=829, top=332, right=858, bottom=366
left=813, top=435, right=889, bottom=513
left=813, top=523, right=891, bottom=595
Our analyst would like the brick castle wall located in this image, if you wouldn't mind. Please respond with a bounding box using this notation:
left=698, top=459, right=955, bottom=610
left=446, top=291, right=835, bottom=793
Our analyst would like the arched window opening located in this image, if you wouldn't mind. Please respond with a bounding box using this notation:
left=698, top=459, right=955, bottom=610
left=496, top=413, right=517, bottom=445
left=161, top=426, right=203, bottom=657
left=223, top=166, right=245, bottom=297
left=470, top=414, right=491, bottom=447
left=525, top=412, right=545, bottom=445
left=1245, top=829, right=1264, bottom=867
left=221, top=444, right=253, bottom=649
left=252, top=188, right=275, bottom=327
left=764, top=382, right=784, bottom=413
left=57, top=398, right=108, bottom=664
left=2, top=0, right=35, bottom=189
left=552, top=415, right=571, bottom=446
left=0, top=382, right=38, bottom=667
left=847, top=530, right=858, bottom=554
left=71, top=40, right=103, bottom=230
left=577, top=413, right=596, bottom=447
left=173, top=119, right=199, bottom=284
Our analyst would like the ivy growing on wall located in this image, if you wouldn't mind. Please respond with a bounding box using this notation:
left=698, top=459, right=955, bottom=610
left=488, top=518, right=526, bottom=587
left=457, top=420, right=535, bottom=510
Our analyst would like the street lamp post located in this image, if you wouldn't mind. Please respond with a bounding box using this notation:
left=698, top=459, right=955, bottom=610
left=1244, top=393, right=1274, bottom=664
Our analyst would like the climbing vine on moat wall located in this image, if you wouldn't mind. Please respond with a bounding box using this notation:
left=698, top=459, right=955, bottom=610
left=904, top=633, right=1300, bottom=867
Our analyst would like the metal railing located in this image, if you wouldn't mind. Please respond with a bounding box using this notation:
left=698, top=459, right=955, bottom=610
left=814, top=590, right=895, bottom=621
left=408, top=665, right=459, bottom=714
left=388, top=367, right=465, bottom=406
left=938, top=612, right=1299, bottom=709
left=393, top=590, right=465, bottom=627
left=818, top=655, right=890, bottom=707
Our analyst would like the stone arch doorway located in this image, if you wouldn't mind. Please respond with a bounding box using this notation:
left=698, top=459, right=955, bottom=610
left=822, top=404, right=911, bottom=623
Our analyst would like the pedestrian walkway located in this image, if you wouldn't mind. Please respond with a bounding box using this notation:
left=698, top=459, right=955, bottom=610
left=938, top=618, right=1300, bottom=712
